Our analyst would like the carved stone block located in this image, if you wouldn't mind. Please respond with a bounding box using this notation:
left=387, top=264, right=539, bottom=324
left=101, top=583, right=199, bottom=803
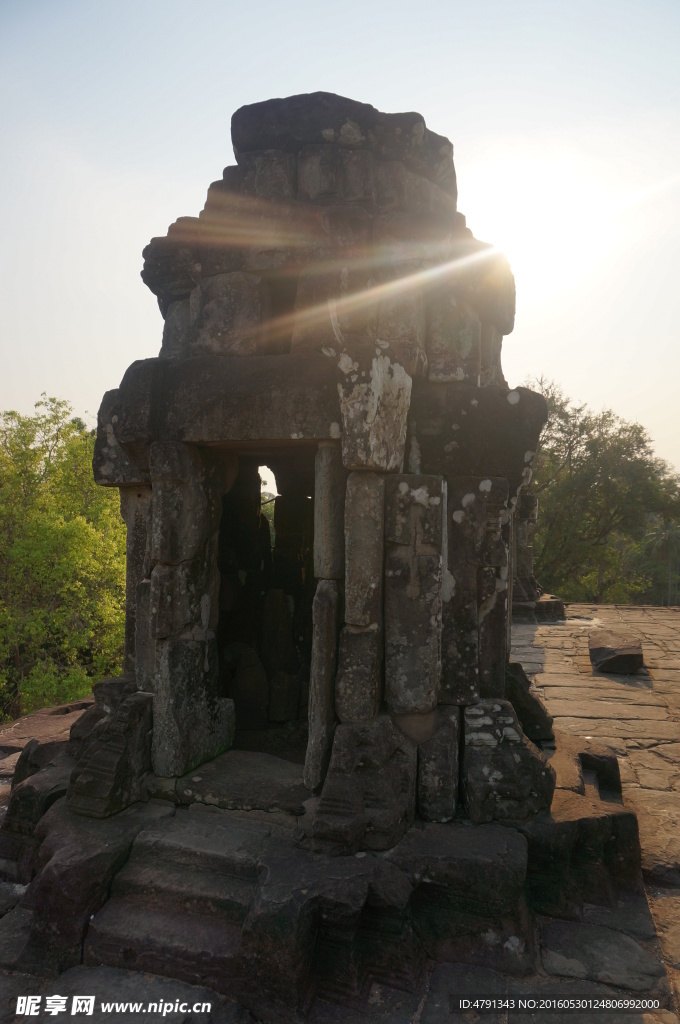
left=304, top=579, right=342, bottom=791
left=152, top=638, right=235, bottom=777
left=68, top=693, right=153, bottom=819
left=334, top=626, right=382, bottom=723
left=313, top=716, right=417, bottom=853
left=92, top=390, right=150, bottom=488
left=134, top=579, right=155, bottom=692
left=384, top=474, right=443, bottom=715
left=119, top=486, right=153, bottom=674
left=149, top=443, right=222, bottom=566
left=417, top=707, right=460, bottom=822
left=191, top=272, right=271, bottom=355
left=463, top=700, right=555, bottom=824
left=238, top=150, right=297, bottom=200
left=338, top=353, right=412, bottom=471
left=290, top=265, right=377, bottom=354
left=344, top=472, right=385, bottom=626
left=376, top=286, right=427, bottom=378
left=427, top=293, right=481, bottom=383
left=149, top=543, right=219, bottom=640
left=160, top=299, right=191, bottom=360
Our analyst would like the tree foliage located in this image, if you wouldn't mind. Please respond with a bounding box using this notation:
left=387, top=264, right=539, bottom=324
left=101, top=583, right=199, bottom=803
left=0, top=396, right=126, bottom=720
left=645, top=519, right=680, bottom=607
left=530, top=380, right=680, bottom=604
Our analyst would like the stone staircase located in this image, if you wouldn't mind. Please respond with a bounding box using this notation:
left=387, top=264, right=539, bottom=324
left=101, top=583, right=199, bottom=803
left=85, top=810, right=265, bottom=993
left=83, top=805, right=535, bottom=1016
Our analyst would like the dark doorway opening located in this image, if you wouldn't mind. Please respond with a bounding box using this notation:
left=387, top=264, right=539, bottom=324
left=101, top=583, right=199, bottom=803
left=216, top=450, right=316, bottom=765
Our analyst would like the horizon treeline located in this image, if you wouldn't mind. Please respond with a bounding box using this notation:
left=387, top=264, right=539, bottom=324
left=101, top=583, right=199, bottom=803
left=530, top=378, right=680, bottom=606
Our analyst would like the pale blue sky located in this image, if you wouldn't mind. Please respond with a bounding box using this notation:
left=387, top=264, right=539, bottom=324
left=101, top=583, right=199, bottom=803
left=1, top=0, right=678, bottom=468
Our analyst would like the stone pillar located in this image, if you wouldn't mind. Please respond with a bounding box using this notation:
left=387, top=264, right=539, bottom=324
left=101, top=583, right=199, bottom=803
left=135, top=578, right=155, bottom=693
left=417, top=707, right=460, bottom=822
left=477, top=480, right=510, bottom=699
left=304, top=579, right=342, bottom=791
left=440, top=477, right=485, bottom=706
left=505, top=508, right=514, bottom=660
left=313, top=442, right=346, bottom=580
left=335, top=472, right=385, bottom=723
left=148, top=442, right=238, bottom=777
left=304, top=442, right=346, bottom=790
left=118, top=486, right=152, bottom=677
left=384, top=473, right=443, bottom=716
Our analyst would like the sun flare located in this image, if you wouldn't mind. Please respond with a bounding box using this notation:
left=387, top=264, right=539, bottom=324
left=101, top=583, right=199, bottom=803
left=461, top=151, right=624, bottom=308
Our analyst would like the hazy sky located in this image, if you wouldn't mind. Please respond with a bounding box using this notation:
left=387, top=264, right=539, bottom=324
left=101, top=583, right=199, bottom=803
left=1, top=0, right=678, bottom=470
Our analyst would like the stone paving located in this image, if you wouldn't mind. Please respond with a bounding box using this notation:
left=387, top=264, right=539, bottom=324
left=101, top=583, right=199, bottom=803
left=513, top=603, right=680, bottom=1016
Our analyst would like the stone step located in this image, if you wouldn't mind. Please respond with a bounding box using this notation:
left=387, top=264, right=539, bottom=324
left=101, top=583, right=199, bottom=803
left=111, top=856, right=257, bottom=924
left=84, top=899, right=242, bottom=992
left=128, top=807, right=273, bottom=879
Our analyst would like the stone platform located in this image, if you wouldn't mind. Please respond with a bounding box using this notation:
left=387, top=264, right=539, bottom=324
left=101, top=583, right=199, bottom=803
left=0, top=727, right=673, bottom=1020
left=1, top=608, right=680, bottom=1022
left=513, top=603, right=680, bottom=1017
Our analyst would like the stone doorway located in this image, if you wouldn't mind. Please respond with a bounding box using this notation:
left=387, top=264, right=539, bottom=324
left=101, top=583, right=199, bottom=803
left=215, top=450, right=316, bottom=766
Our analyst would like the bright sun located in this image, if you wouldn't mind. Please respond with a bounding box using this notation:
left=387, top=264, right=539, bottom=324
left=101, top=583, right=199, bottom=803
left=461, top=150, right=623, bottom=308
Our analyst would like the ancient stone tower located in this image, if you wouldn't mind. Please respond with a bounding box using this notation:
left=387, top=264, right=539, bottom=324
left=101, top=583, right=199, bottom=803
left=2, top=96, right=647, bottom=1017
left=87, top=92, right=554, bottom=846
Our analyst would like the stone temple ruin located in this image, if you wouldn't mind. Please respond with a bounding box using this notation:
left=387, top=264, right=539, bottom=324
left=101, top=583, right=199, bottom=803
left=0, top=94, right=643, bottom=1017
left=90, top=90, right=554, bottom=836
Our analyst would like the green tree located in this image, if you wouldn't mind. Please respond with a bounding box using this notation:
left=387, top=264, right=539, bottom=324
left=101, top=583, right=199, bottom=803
left=645, top=519, right=680, bottom=606
left=0, top=396, right=126, bottom=720
left=529, top=380, right=680, bottom=604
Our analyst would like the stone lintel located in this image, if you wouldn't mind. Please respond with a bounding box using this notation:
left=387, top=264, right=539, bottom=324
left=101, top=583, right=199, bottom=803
left=110, top=354, right=343, bottom=448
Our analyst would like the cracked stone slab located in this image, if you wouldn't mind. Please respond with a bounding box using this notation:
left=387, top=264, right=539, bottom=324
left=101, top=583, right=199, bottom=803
left=628, top=748, right=680, bottom=791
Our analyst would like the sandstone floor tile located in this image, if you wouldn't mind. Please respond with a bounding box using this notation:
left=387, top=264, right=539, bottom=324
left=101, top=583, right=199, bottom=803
left=647, top=889, right=680, bottom=972
left=554, top=718, right=680, bottom=741
left=623, top=790, right=680, bottom=886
